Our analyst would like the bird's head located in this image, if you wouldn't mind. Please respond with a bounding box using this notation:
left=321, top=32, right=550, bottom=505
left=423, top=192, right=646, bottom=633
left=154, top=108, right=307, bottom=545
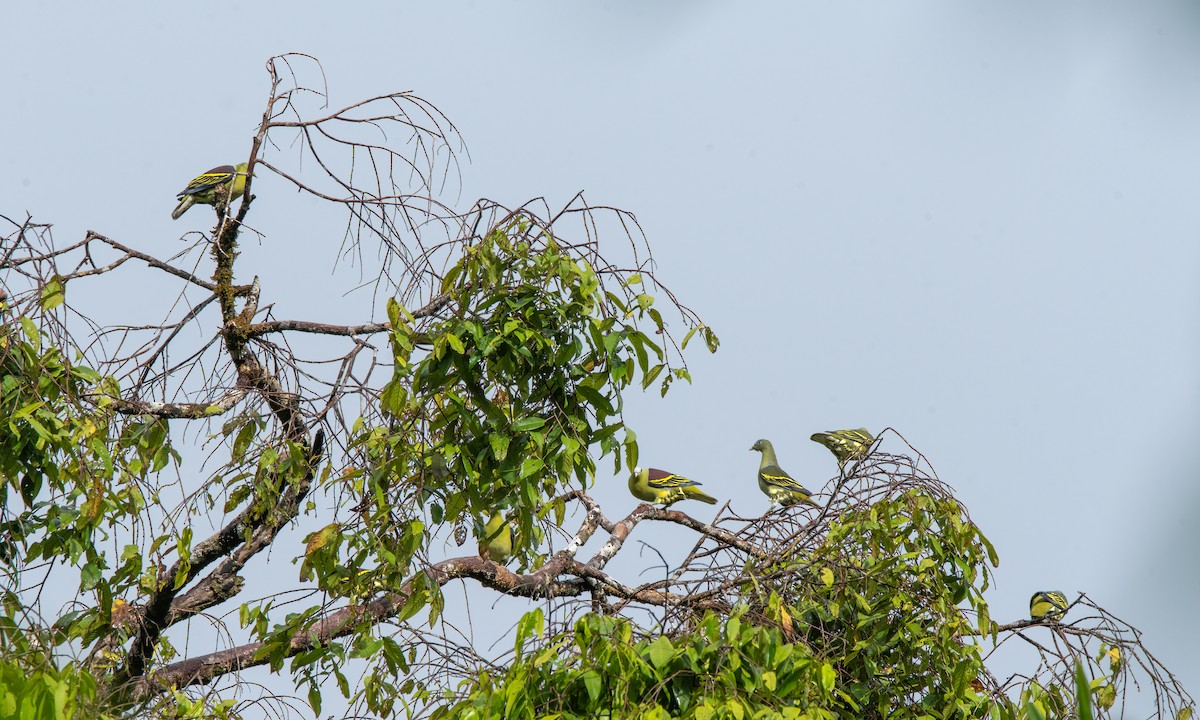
left=750, top=439, right=772, bottom=453
left=235, top=162, right=250, bottom=174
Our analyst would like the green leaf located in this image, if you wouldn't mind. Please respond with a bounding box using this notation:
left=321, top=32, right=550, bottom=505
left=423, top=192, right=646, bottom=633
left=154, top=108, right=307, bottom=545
left=623, top=430, right=638, bottom=472
left=647, top=636, right=675, bottom=671
left=488, top=434, right=511, bottom=462
left=820, top=663, right=837, bottom=692
left=308, top=682, right=322, bottom=716
left=511, top=417, right=546, bottom=433
left=39, top=277, right=65, bottom=311
left=515, top=608, right=544, bottom=655
left=386, top=297, right=402, bottom=330
left=1074, top=662, right=1094, bottom=720
left=232, top=421, right=257, bottom=460
left=581, top=670, right=602, bottom=703
left=641, top=363, right=664, bottom=389
left=80, top=562, right=101, bottom=590
left=519, top=457, right=544, bottom=479
left=763, top=670, right=777, bottom=692
left=380, top=378, right=408, bottom=416
left=727, top=700, right=745, bottom=720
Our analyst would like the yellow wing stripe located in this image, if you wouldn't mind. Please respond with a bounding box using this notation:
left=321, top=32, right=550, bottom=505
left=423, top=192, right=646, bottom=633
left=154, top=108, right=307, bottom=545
left=180, top=168, right=237, bottom=196
left=761, top=471, right=809, bottom=493
left=647, top=473, right=699, bottom=490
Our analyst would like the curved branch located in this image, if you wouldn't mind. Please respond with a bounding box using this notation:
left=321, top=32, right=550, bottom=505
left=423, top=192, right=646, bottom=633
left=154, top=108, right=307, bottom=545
left=81, top=231, right=252, bottom=295
left=132, top=540, right=731, bottom=699
left=98, top=388, right=250, bottom=419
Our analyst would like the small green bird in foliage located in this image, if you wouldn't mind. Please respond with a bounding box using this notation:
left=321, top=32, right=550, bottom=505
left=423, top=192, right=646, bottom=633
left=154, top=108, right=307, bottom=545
left=478, top=511, right=513, bottom=564
left=810, top=428, right=875, bottom=468
left=628, top=467, right=718, bottom=507
left=171, top=162, right=249, bottom=219
left=1029, top=590, right=1069, bottom=622
left=750, top=439, right=819, bottom=507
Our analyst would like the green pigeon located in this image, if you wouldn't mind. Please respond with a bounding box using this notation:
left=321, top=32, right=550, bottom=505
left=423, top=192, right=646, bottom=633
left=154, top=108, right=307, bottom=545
left=629, top=467, right=717, bottom=507
left=1029, top=590, right=1068, bottom=622
left=478, top=511, right=512, bottom=564
left=810, top=428, right=875, bottom=468
left=172, top=162, right=249, bottom=219
left=750, top=439, right=819, bottom=507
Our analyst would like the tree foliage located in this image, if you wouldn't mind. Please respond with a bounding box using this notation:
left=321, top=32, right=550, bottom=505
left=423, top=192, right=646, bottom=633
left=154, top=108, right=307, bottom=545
left=0, top=55, right=1192, bottom=720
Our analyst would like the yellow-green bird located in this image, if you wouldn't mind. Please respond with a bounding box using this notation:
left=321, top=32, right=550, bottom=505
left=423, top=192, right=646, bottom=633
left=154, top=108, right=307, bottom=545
left=629, top=467, right=718, bottom=507
left=810, top=428, right=875, bottom=468
left=171, top=162, right=249, bottom=219
left=477, top=511, right=512, bottom=564
left=1029, top=590, right=1069, bottom=622
left=750, top=439, right=819, bottom=507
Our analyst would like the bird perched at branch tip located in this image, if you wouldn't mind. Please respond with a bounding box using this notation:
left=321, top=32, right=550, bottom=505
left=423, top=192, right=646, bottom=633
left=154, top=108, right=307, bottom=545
left=1029, top=590, right=1069, bottom=622
left=810, top=428, right=875, bottom=468
left=172, top=162, right=249, bottom=219
left=478, top=511, right=512, bottom=564
left=628, top=467, right=717, bottom=507
left=750, top=439, right=819, bottom=507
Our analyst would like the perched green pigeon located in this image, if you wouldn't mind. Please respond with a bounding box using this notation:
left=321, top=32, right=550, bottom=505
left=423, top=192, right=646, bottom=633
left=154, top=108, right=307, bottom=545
left=172, top=162, right=249, bottom=219
left=750, top=439, right=819, bottom=507
left=1029, top=590, right=1069, bottom=622
left=478, top=511, right=512, bottom=564
left=810, top=428, right=875, bottom=468
left=629, top=467, right=717, bottom=507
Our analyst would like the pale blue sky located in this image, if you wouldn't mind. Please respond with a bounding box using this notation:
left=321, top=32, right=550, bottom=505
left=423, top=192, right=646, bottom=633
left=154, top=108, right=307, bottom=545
left=4, top=0, right=1198, bottom=713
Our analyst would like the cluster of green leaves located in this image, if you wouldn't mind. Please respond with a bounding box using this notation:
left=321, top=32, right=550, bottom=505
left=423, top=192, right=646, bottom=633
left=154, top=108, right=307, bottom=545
left=0, top=309, right=129, bottom=719
left=281, top=223, right=715, bottom=711
left=1, top=316, right=107, bottom=543
left=0, top=314, right=198, bottom=704
left=389, top=225, right=689, bottom=529
left=436, top=490, right=1009, bottom=719
left=2, top=316, right=120, bottom=571
left=438, top=609, right=840, bottom=720
left=0, top=610, right=229, bottom=720
left=784, top=490, right=998, bottom=718
left=334, top=225, right=712, bottom=584
left=992, top=645, right=1159, bottom=720
left=0, top=618, right=110, bottom=720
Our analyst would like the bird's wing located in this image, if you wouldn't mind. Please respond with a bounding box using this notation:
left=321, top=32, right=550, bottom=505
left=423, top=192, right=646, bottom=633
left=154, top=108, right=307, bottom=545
left=843, top=428, right=875, bottom=445
left=1031, top=591, right=1067, bottom=615
left=179, top=165, right=237, bottom=197
left=759, top=465, right=811, bottom=493
left=644, top=468, right=699, bottom=490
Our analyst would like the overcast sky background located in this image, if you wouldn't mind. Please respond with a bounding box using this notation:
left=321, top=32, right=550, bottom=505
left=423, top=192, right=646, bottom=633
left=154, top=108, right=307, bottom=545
left=4, top=1, right=1199, bottom=716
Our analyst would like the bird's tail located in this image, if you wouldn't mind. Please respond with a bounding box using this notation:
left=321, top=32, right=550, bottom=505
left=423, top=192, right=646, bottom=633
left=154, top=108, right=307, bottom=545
left=171, top=196, right=195, bottom=220
left=686, top=487, right=718, bottom=505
